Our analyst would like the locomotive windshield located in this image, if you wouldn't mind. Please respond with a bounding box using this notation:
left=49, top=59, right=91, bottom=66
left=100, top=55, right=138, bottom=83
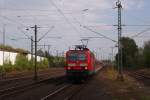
left=78, top=54, right=86, bottom=61
left=67, top=52, right=87, bottom=61
left=68, top=53, right=78, bottom=61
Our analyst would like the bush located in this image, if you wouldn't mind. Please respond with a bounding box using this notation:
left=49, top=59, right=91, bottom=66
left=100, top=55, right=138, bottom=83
left=3, top=60, right=13, bottom=72
left=14, top=54, right=29, bottom=71
left=0, top=52, right=62, bottom=73
left=52, top=56, right=65, bottom=67
left=37, top=58, right=49, bottom=69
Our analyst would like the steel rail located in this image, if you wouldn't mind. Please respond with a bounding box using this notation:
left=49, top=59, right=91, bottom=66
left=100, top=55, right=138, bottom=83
left=0, top=76, right=65, bottom=99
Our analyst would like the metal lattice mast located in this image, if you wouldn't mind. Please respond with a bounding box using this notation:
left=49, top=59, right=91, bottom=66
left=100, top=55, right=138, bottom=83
left=116, top=0, right=124, bottom=80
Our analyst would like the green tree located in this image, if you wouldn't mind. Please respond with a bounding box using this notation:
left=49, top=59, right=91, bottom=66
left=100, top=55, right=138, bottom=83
left=116, top=37, right=138, bottom=68
left=143, top=41, right=150, bottom=68
left=45, top=51, right=65, bottom=67
left=134, top=48, right=145, bottom=68
left=45, top=51, right=55, bottom=67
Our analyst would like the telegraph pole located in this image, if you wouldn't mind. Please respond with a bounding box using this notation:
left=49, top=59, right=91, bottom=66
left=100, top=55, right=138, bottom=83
left=32, top=44, right=51, bottom=68
left=31, top=25, right=40, bottom=80
left=111, top=47, right=115, bottom=62
left=31, top=36, right=33, bottom=65
left=47, top=45, right=51, bottom=68
left=116, top=0, right=124, bottom=80
left=44, top=44, right=46, bottom=52
left=34, top=25, right=38, bottom=80
left=2, top=24, right=6, bottom=78
left=48, top=45, right=51, bottom=54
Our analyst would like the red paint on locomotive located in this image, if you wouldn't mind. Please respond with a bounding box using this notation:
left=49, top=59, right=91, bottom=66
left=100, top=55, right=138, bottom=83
left=65, top=46, right=96, bottom=79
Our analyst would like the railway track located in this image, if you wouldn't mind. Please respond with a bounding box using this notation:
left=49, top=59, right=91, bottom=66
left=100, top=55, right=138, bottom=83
left=40, top=65, right=103, bottom=100
left=40, top=66, right=103, bottom=100
left=0, top=69, right=65, bottom=90
left=0, top=69, right=64, bottom=83
left=135, top=73, right=150, bottom=79
left=0, top=65, right=103, bottom=100
left=129, top=71, right=150, bottom=86
left=0, top=73, right=64, bottom=90
left=41, top=84, right=71, bottom=100
left=130, top=71, right=150, bottom=79
left=0, top=75, right=66, bottom=99
left=40, top=83, right=85, bottom=100
left=0, top=73, right=49, bottom=83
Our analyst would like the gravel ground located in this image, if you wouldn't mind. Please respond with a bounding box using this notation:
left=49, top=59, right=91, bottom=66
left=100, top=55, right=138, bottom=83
left=0, top=68, right=64, bottom=80
left=0, top=68, right=65, bottom=90
left=1, top=68, right=113, bottom=100
left=72, top=70, right=113, bottom=100
left=1, top=67, right=149, bottom=100
left=2, top=81, right=66, bottom=100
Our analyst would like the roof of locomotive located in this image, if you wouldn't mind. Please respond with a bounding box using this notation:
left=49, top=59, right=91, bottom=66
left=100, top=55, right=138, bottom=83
left=66, top=48, right=90, bottom=54
left=66, top=49, right=95, bottom=58
left=66, top=45, right=94, bottom=55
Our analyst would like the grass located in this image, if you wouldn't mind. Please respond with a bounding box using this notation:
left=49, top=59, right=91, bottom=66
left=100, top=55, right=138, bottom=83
left=101, top=66, right=150, bottom=100
left=0, top=56, right=49, bottom=73
left=139, top=95, right=150, bottom=100
left=105, top=67, right=118, bottom=80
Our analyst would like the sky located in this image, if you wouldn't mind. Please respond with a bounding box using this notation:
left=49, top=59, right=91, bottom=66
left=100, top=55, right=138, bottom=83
left=0, top=0, right=150, bottom=60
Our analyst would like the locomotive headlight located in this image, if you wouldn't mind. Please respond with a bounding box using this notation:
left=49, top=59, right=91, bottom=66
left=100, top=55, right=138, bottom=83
left=68, top=63, right=76, bottom=66
left=84, top=67, right=88, bottom=70
left=67, top=67, right=71, bottom=70
left=80, top=63, right=88, bottom=67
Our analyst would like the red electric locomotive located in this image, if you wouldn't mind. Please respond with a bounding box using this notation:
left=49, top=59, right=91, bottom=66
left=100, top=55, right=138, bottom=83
left=65, top=45, right=96, bottom=80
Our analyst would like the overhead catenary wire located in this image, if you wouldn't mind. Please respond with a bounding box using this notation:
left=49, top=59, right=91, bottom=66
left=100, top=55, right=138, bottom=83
left=48, top=0, right=80, bottom=34
left=37, top=26, right=55, bottom=42
left=1, top=0, right=36, bottom=25
left=122, top=6, right=150, bottom=38
left=0, top=7, right=88, bottom=14
left=0, top=0, right=30, bottom=27
left=83, top=26, right=117, bottom=43
left=124, top=25, right=150, bottom=27
left=2, top=8, right=150, bottom=38
left=0, top=8, right=55, bottom=12
left=81, top=36, right=104, bottom=39
left=2, top=0, right=150, bottom=49
left=71, top=16, right=117, bottom=43
left=131, top=27, right=150, bottom=38
left=17, top=27, right=32, bottom=40
left=0, top=15, right=29, bottom=28
left=17, top=25, right=57, bottom=43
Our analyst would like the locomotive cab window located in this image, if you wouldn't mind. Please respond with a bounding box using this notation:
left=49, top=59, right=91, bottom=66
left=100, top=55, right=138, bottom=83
left=78, top=53, right=87, bottom=61
left=67, top=52, right=87, bottom=61
left=67, top=53, right=78, bottom=62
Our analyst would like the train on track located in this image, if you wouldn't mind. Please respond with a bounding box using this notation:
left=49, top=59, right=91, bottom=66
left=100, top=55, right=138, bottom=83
left=65, top=45, right=102, bottom=80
